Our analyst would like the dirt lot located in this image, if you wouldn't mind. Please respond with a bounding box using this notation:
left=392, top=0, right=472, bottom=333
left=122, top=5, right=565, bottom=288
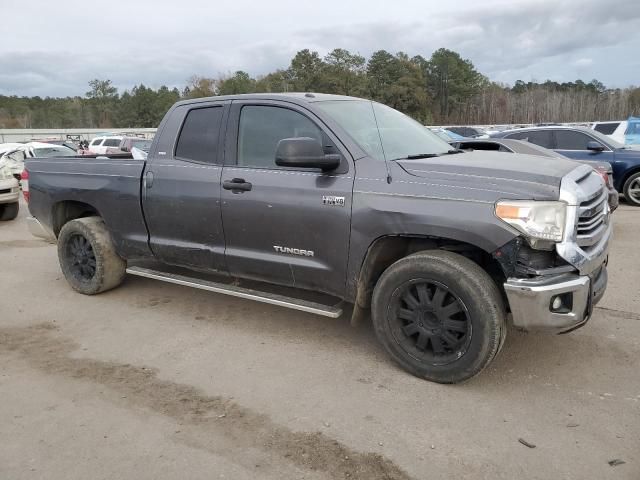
left=1, top=198, right=639, bottom=480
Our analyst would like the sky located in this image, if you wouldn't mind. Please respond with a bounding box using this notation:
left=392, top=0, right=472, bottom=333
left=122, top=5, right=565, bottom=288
left=1, top=0, right=639, bottom=97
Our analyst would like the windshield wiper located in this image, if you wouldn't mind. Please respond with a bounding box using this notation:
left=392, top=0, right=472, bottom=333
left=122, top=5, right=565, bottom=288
left=391, top=153, right=442, bottom=161
left=392, top=149, right=465, bottom=161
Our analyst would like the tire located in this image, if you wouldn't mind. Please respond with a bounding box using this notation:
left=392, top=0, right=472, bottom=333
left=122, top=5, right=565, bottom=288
left=623, top=172, right=640, bottom=207
left=0, top=202, right=19, bottom=221
left=371, top=250, right=506, bottom=384
left=57, top=217, right=126, bottom=295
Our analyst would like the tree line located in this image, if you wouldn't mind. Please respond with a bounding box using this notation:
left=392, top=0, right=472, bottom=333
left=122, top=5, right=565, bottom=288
left=1, top=48, right=639, bottom=129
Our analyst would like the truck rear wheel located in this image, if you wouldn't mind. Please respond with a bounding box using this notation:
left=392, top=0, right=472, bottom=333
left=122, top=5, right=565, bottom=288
left=57, top=217, right=126, bottom=295
left=371, top=250, right=506, bottom=384
left=0, top=202, right=19, bottom=221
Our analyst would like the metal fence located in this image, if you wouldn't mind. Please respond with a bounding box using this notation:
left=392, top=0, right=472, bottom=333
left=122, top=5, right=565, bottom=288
left=0, top=128, right=157, bottom=143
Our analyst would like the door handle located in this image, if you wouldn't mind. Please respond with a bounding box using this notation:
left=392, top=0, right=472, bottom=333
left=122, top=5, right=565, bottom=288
left=144, top=171, right=154, bottom=189
left=223, top=178, right=252, bottom=193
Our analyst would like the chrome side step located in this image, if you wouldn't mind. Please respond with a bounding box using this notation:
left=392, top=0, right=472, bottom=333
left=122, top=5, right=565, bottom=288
left=126, top=266, right=343, bottom=318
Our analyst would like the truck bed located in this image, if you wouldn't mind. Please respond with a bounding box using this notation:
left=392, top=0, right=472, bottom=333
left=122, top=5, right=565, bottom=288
left=25, top=155, right=151, bottom=259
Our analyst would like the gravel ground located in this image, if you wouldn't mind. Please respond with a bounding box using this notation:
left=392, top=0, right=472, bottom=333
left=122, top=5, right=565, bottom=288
left=1, top=198, right=638, bottom=479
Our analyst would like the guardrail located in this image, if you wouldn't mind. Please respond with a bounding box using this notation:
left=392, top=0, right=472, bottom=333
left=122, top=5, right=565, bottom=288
left=0, top=128, right=157, bottom=143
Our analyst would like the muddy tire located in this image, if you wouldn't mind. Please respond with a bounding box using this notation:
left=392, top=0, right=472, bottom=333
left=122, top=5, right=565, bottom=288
left=623, top=172, right=640, bottom=207
left=0, top=202, right=19, bottom=221
left=371, top=250, right=506, bottom=384
left=57, top=217, right=126, bottom=295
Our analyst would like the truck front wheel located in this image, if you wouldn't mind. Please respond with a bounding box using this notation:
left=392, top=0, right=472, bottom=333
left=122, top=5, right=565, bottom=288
left=371, top=250, right=506, bottom=384
left=57, top=217, right=126, bottom=295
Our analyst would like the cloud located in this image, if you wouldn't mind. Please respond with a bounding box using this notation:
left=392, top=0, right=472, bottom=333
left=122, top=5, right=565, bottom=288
left=0, top=0, right=639, bottom=96
left=573, top=58, right=594, bottom=68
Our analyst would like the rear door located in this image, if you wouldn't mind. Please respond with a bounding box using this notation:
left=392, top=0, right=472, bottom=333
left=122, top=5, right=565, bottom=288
left=219, top=100, right=354, bottom=296
left=142, top=101, right=229, bottom=272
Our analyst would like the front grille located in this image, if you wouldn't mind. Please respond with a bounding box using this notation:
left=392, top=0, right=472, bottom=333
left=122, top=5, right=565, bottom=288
left=0, top=188, right=11, bottom=194
left=576, top=184, right=608, bottom=248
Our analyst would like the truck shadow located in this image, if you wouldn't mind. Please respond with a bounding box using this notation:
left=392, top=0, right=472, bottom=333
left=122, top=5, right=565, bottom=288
left=122, top=275, right=635, bottom=392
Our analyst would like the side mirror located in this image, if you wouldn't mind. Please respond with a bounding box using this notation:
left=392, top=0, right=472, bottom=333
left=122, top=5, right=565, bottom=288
left=587, top=141, right=605, bottom=152
left=275, top=137, right=340, bottom=171
left=121, top=146, right=128, bottom=152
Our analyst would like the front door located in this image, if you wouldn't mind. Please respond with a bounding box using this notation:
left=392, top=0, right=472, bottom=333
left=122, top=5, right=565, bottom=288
left=142, top=102, right=228, bottom=272
left=553, top=129, right=615, bottom=165
left=220, top=100, right=354, bottom=297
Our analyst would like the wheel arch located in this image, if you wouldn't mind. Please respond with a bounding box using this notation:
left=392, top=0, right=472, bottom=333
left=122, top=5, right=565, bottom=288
left=353, top=234, right=506, bottom=312
left=51, top=200, right=102, bottom=237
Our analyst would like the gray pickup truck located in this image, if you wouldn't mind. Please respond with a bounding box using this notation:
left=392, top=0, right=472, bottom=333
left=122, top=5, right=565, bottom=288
left=24, top=93, right=611, bottom=383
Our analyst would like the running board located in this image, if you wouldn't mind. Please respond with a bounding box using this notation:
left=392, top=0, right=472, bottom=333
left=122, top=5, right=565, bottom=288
left=126, top=266, right=343, bottom=318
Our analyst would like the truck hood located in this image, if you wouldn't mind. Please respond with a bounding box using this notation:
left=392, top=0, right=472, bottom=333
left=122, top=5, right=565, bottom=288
left=396, top=150, right=580, bottom=201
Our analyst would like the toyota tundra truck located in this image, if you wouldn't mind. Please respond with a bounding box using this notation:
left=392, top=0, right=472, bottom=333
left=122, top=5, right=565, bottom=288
left=23, top=93, right=611, bottom=383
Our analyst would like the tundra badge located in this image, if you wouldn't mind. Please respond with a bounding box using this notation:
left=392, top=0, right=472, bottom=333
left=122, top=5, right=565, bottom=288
left=273, top=246, right=315, bottom=257
left=322, top=195, right=345, bottom=207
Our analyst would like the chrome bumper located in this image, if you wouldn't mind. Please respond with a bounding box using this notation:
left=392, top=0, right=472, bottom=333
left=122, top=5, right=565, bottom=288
left=504, top=265, right=607, bottom=333
left=26, top=216, right=56, bottom=243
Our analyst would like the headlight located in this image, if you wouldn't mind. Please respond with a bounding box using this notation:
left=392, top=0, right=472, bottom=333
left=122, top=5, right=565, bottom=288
left=0, top=166, right=13, bottom=180
left=495, top=200, right=566, bottom=249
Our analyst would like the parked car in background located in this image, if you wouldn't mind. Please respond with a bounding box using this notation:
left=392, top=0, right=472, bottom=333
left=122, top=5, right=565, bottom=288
left=105, top=137, right=153, bottom=154
left=0, top=162, right=20, bottom=220
left=428, top=128, right=465, bottom=142
left=35, top=138, right=80, bottom=151
left=491, top=126, right=640, bottom=206
left=87, top=136, right=123, bottom=154
left=451, top=138, right=618, bottom=211
left=446, top=126, right=489, bottom=138
left=0, top=142, right=77, bottom=179
left=591, top=120, right=627, bottom=144
left=624, top=117, right=640, bottom=145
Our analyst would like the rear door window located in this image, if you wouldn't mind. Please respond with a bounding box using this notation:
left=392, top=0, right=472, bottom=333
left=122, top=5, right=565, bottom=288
left=504, top=130, right=554, bottom=149
left=175, top=106, right=224, bottom=163
left=103, top=138, right=121, bottom=147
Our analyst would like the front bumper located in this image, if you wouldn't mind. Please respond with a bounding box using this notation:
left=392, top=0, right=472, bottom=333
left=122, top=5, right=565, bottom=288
left=504, top=264, right=607, bottom=333
left=0, top=183, right=20, bottom=204
left=26, top=216, right=56, bottom=243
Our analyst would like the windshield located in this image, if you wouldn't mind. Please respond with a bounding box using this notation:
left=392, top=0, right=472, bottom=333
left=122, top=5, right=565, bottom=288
left=33, top=146, right=77, bottom=157
left=316, top=100, right=453, bottom=161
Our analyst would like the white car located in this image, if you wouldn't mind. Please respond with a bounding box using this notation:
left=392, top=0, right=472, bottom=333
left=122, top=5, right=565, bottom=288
left=591, top=121, right=627, bottom=144
left=87, top=136, right=123, bottom=154
left=0, top=142, right=77, bottom=178
left=0, top=163, right=20, bottom=221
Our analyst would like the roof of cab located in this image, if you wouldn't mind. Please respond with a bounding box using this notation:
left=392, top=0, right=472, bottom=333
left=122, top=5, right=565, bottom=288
left=174, top=92, right=364, bottom=108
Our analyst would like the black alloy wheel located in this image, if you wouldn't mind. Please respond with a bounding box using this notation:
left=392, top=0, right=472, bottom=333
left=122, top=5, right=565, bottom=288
left=66, top=233, right=97, bottom=281
left=389, top=279, right=472, bottom=366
